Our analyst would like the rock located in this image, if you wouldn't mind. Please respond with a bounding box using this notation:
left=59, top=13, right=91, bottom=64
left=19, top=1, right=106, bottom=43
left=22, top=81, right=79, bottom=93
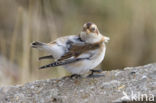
left=0, top=63, right=156, bottom=103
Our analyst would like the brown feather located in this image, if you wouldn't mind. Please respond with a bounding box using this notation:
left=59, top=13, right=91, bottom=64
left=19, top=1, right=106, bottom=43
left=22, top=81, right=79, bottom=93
left=58, top=38, right=104, bottom=61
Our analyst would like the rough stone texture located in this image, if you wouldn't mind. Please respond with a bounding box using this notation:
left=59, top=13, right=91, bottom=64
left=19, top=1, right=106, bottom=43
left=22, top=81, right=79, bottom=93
left=0, top=63, right=156, bottom=103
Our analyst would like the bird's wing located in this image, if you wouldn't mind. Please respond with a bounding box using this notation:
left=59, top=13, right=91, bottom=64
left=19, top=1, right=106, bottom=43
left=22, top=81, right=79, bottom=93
left=39, top=39, right=103, bottom=69
left=39, top=57, right=88, bottom=69
left=44, top=35, right=85, bottom=59
left=58, top=41, right=102, bottom=61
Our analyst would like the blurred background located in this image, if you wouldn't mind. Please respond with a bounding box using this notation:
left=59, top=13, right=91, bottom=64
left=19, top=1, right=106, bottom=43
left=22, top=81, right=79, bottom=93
left=0, top=0, right=156, bottom=86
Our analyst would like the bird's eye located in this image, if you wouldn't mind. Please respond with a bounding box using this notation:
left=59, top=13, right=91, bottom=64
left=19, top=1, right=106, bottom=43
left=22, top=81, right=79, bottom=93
left=90, top=27, right=95, bottom=31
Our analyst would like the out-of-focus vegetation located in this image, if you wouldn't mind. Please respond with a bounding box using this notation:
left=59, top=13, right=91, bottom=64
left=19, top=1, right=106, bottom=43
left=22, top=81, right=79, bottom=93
left=0, top=0, right=156, bottom=85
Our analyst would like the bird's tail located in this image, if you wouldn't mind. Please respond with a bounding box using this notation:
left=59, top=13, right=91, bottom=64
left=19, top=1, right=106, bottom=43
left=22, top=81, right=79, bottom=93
left=31, top=41, right=51, bottom=52
left=31, top=41, right=45, bottom=48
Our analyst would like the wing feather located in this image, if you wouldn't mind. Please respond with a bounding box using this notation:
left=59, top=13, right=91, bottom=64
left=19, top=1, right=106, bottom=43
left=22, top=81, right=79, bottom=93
left=38, top=36, right=104, bottom=69
left=58, top=41, right=102, bottom=61
left=39, top=58, right=88, bottom=69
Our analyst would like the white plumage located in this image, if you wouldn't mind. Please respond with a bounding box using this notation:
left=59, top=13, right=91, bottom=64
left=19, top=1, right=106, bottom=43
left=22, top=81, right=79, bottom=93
left=31, top=22, right=109, bottom=75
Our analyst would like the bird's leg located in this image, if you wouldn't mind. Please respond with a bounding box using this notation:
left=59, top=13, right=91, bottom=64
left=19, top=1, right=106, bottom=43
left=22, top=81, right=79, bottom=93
left=87, top=69, right=102, bottom=77
left=70, top=74, right=81, bottom=79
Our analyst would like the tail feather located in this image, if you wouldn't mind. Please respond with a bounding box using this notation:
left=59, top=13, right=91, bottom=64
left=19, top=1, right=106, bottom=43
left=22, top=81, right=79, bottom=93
left=31, top=41, right=46, bottom=48
left=39, top=55, right=53, bottom=60
left=31, top=41, right=55, bottom=56
left=31, top=41, right=62, bottom=59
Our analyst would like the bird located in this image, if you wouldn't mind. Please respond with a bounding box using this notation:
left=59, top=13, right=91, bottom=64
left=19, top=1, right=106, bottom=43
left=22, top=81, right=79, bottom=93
left=31, top=22, right=110, bottom=77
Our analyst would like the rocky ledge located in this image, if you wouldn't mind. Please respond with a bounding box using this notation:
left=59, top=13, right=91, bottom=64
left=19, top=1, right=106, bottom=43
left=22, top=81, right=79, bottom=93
left=0, top=63, right=156, bottom=103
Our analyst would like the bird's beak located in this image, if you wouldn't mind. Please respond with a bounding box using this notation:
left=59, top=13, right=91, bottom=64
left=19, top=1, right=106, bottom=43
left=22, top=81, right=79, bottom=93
left=86, top=29, right=90, bottom=34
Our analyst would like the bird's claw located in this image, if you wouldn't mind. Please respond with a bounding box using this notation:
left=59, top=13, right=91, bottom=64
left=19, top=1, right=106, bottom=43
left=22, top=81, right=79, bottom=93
left=87, top=69, right=103, bottom=77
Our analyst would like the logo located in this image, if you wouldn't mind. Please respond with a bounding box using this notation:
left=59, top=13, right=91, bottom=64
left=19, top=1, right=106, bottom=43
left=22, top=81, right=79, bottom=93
left=121, top=91, right=154, bottom=102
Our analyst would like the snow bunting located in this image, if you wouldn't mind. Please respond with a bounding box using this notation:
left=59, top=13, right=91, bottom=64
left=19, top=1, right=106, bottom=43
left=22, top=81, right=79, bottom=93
left=31, top=22, right=110, bottom=76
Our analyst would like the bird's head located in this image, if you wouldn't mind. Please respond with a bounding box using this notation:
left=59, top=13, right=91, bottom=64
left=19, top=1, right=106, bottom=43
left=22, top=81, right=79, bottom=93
left=82, top=22, right=99, bottom=35
left=80, top=22, right=109, bottom=43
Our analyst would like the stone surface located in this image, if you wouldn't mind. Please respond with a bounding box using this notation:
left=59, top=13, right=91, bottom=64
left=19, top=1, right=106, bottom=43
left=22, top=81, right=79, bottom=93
left=0, top=63, right=156, bottom=103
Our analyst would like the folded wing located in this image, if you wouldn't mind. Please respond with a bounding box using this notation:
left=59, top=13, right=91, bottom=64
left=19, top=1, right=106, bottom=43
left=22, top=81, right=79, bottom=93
left=39, top=40, right=102, bottom=69
left=39, top=58, right=89, bottom=69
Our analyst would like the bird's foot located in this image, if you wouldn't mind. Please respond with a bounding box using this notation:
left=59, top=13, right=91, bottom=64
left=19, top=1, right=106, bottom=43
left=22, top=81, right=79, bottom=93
left=62, top=74, right=81, bottom=79
left=87, top=69, right=103, bottom=77
left=70, top=74, right=81, bottom=79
